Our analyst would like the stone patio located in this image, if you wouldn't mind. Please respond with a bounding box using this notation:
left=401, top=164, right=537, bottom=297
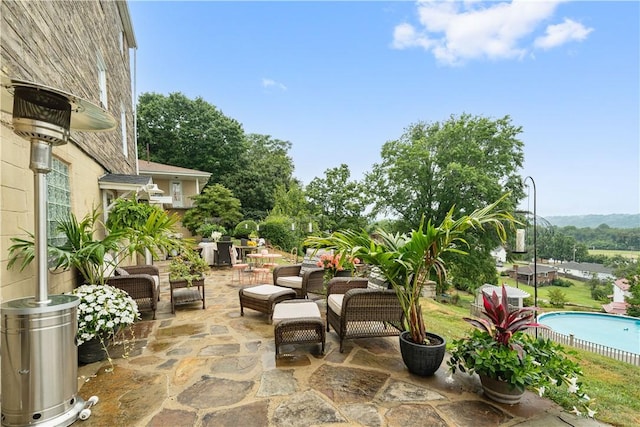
left=77, top=261, right=608, bottom=427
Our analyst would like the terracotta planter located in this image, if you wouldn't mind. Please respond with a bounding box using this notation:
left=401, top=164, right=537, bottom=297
left=479, top=374, right=525, bottom=404
left=399, top=331, right=446, bottom=376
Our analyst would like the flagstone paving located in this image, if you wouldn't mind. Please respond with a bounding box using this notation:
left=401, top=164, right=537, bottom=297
left=77, top=262, right=609, bottom=427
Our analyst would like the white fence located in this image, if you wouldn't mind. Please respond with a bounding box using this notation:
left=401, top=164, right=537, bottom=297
left=469, top=304, right=640, bottom=366
left=533, top=327, right=640, bottom=367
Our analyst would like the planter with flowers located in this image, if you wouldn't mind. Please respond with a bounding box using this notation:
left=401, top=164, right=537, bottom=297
left=71, top=284, right=140, bottom=365
left=316, top=252, right=360, bottom=286
left=448, top=285, right=595, bottom=416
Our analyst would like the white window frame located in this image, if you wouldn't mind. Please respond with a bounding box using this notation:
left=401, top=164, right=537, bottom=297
left=171, top=181, right=183, bottom=208
left=120, top=103, right=128, bottom=157
left=97, top=52, right=108, bottom=108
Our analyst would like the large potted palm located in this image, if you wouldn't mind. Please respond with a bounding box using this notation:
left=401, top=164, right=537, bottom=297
left=306, top=196, right=513, bottom=376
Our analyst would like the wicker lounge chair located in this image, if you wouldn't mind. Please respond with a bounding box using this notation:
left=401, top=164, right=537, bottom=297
left=326, top=277, right=404, bottom=352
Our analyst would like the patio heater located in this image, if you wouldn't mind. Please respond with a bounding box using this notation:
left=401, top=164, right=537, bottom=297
left=0, top=74, right=115, bottom=426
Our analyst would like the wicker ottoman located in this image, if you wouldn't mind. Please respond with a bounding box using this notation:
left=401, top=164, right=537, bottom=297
left=273, top=300, right=325, bottom=356
left=239, top=284, right=297, bottom=323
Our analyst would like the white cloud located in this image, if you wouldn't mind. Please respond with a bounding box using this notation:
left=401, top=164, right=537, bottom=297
left=262, top=78, right=287, bottom=91
left=534, top=18, right=594, bottom=50
left=392, top=0, right=593, bottom=66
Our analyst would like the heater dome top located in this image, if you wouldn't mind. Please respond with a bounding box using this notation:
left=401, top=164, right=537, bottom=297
left=1, top=74, right=116, bottom=132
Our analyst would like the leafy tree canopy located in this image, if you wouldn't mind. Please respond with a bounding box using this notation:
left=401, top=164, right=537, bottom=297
left=220, top=133, right=295, bottom=219
left=137, top=92, right=245, bottom=179
left=306, top=164, right=370, bottom=232
left=367, top=113, right=524, bottom=226
left=181, top=184, right=242, bottom=234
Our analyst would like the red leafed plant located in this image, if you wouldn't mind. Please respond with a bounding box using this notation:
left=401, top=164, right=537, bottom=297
left=463, top=285, right=547, bottom=356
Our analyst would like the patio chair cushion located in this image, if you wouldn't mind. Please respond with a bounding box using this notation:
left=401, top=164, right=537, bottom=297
left=115, top=267, right=130, bottom=276
left=367, top=266, right=390, bottom=290
left=327, top=294, right=344, bottom=316
left=276, top=275, right=303, bottom=289
left=242, top=284, right=293, bottom=301
left=272, top=300, right=321, bottom=324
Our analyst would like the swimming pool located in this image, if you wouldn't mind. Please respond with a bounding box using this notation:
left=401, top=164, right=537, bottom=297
left=538, top=312, right=640, bottom=355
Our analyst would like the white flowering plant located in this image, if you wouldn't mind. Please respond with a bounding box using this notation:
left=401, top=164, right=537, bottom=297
left=71, top=284, right=140, bottom=346
left=447, top=285, right=596, bottom=418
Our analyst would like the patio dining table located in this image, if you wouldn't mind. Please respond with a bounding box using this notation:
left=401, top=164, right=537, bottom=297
left=246, top=252, right=282, bottom=268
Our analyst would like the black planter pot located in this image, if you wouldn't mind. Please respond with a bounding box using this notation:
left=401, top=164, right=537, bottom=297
left=399, top=331, right=446, bottom=376
left=334, top=269, right=353, bottom=277
left=78, top=337, right=108, bottom=364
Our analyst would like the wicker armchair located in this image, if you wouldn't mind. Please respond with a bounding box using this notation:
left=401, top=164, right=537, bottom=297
left=118, top=264, right=160, bottom=300
left=272, top=248, right=330, bottom=298
left=272, top=264, right=325, bottom=298
left=106, top=273, right=158, bottom=319
left=326, top=277, right=404, bottom=352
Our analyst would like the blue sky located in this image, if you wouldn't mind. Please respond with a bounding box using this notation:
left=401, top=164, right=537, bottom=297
left=128, top=1, right=639, bottom=218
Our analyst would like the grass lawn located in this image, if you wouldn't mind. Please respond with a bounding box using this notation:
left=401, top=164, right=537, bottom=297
left=589, top=249, right=639, bottom=260
left=423, top=298, right=640, bottom=427
left=498, top=277, right=603, bottom=310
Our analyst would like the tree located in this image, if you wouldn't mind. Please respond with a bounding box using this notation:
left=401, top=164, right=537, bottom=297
left=270, top=181, right=310, bottom=219
left=220, top=133, right=295, bottom=219
left=181, top=184, right=242, bottom=234
left=366, top=114, right=525, bottom=286
left=625, top=264, right=640, bottom=317
left=137, top=92, right=245, bottom=179
left=306, top=164, right=370, bottom=232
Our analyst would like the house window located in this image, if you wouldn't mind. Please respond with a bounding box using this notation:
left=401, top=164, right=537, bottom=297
left=121, top=104, right=127, bottom=157
left=47, top=157, right=71, bottom=248
left=171, top=181, right=183, bottom=207
left=97, top=52, right=108, bottom=108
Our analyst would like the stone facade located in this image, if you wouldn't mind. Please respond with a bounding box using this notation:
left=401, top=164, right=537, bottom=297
left=1, top=0, right=137, bottom=299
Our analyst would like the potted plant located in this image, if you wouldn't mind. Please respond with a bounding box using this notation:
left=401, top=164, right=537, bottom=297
left=169, top=248, right=209, bottom=287
left=316, top=252, right=360, bottom=287
left=71, top=283, right=140, bottom=366
left=448, top=285, right=595, bottom=415
left=8, top=204, right=184, bottom=286
left=168, top=248, right=209, bottom=313
left=306, top=196, right=513, bottom=376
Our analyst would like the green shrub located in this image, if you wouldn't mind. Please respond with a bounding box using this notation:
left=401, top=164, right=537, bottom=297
left=260, top=216, right=296, bottom=251
left=233, top=220, right=258, bottom=238
left=548, top=288, right=567, bottom=308
left=196, top=223, right=227, bottom=238
left=551, top=278, right=573, bottom=288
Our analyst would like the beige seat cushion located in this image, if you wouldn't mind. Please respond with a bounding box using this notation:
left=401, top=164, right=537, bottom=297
left=272, top=301, right=321, bottom=324
left=242, top=285, right=293, bottom=300
left=327, top=294, right=344, bottom=316
left=276, top=276, right=303, bottom=289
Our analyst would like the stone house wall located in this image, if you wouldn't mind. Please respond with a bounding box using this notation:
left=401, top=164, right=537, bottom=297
left=1, top=0, right=137, bottom=299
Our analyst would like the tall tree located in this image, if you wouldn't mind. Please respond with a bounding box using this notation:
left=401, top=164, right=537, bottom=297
left=221, top=134, right=295, bottom=219
left=366, top=114, right=525, bottom=287
left=270, top=181, right=310, bottom=218
left=305, top=164, right=370, bottom=232
left=137, top=92, right=246, bottom=178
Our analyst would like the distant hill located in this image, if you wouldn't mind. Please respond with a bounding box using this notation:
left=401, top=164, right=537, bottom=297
left=546, top=214, right=640, bottom=229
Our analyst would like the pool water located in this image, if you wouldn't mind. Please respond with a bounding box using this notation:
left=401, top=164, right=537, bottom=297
left=538, top=312, right=640, bottom=355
